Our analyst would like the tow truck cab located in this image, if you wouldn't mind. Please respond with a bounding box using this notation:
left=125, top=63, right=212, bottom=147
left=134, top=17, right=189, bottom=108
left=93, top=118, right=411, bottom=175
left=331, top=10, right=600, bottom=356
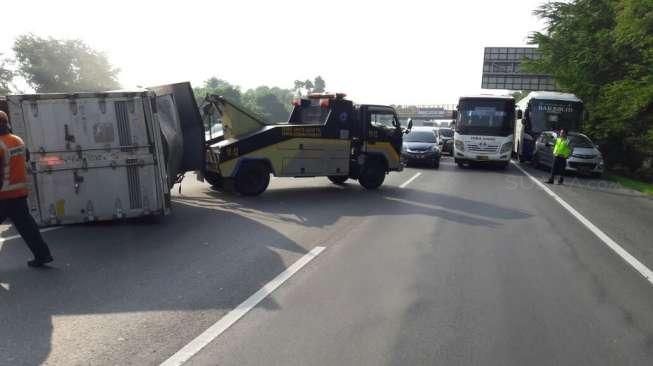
left=203, top=93, right=404, bottom=195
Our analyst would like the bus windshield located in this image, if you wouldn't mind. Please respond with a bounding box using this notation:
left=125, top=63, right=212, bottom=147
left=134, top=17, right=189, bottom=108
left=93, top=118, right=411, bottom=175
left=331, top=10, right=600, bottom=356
left=456, top=99, right=514, bottom=136
left=530, top=100, right=582, bottom=133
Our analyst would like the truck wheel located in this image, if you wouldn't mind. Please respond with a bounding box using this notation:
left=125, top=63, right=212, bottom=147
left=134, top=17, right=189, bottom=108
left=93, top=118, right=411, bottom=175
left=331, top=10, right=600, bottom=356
left=328, top=175, right=349, bottom=185
left=358, top=159, right=386, bottom=190
left=235, top=162, right=270, bottom=196
left=203, top=171, right=223, bottom=189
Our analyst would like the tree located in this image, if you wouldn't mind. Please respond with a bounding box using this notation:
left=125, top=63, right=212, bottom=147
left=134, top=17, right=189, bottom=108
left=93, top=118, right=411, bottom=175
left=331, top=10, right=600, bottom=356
left=313, top=76, right=326, bottom=93
left=303, top=79, right=314, bottom=94
left=13, top=34, right=120, bottom=93
left=511, top=91, right=528, bottom=102
left=527, top=0, right=653, bottom=177
left=293, top=76, right=326, bottom=96
left=293, top=80, right=305, bottom=97
left=0, top=54, right=13, bottom=95
left=193, top=77, right=242, bottom=105
left=242, top=86, right=292, bottom=122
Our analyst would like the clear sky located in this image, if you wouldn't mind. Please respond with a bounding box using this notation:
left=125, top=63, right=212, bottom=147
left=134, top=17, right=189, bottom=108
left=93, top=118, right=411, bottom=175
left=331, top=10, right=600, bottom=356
left=1, top=0, right=546, bottom=105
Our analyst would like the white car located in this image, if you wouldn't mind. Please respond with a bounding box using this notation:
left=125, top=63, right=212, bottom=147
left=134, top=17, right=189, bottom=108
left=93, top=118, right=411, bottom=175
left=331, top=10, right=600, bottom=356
left=533, top=131, right=604, bottom=177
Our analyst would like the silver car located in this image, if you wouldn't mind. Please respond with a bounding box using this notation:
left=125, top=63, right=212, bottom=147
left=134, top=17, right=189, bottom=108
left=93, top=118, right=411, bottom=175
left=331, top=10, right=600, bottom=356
left=533, top=131, right=604, bottom=177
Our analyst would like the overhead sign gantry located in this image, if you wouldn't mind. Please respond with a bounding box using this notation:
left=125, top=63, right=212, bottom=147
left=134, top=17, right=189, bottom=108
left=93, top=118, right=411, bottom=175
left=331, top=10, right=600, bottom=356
left=481, top=47, right=557, bottom=91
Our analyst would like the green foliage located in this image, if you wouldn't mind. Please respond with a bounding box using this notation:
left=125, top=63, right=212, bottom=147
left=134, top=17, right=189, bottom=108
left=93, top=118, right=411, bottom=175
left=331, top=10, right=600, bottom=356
left=195, top=77, right=298, bottom=123
left=243, top=86, right=293, bottom=122
left=13, top=34, right=120, bottom=93
left=193, top=77, right=243, bottom=105
left=0, top=54, right=13, bottom=95
left=511, top=91, right=528, bottom=102
left=293, top=76, right=326, bottom=96
left=606, top=173, right=653, bottom=196
left=527, top=0, right=653, bottom=177
left=313, top=76, right=326, bottom=93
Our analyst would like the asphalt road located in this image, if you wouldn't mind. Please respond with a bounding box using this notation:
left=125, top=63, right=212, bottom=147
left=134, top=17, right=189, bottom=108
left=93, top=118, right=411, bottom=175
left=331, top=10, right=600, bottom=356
left=1, top=156, right=653, bottom=365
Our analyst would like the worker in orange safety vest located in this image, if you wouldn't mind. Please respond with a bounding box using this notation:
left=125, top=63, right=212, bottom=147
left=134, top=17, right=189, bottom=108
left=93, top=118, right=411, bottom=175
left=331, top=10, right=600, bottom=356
left=0, top=110, right=53, bottom=267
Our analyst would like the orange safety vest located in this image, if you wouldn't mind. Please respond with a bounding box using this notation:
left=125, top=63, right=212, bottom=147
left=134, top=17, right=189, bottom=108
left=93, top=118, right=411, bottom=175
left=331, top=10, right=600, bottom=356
left=0, top=133, right=29, bottom=199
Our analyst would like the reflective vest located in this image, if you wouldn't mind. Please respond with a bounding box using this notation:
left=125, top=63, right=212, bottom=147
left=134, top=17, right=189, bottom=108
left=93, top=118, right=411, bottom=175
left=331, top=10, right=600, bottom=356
left=0, top=133, right=29, bottom=199
left=553, top=137, right=572, bottom=158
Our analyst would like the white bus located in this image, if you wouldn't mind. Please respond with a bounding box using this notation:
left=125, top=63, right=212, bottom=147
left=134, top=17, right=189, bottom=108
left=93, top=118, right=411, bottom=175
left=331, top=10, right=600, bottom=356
left=514, top=91, right=583, bottom=162
left=453, top=95, right=515, bottom=169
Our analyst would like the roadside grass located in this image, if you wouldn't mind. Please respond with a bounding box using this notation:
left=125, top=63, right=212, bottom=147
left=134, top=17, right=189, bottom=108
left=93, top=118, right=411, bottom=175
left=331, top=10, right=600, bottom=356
left=606, top=173, right=653, bottom=197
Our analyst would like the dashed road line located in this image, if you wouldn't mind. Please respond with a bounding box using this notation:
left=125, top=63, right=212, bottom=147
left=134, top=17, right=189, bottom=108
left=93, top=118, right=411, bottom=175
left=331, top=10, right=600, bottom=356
left=160, top=246, right=326, bottom=366
left=399, top=172, right=422, bottom=188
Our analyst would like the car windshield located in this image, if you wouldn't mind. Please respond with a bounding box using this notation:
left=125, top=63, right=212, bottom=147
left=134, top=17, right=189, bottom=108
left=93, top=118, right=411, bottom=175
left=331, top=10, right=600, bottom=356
left=569, top=135, right=593, bottom=148
left=530, top=100, right=583, bottom=133
left=404, top=130, right=436, bottom=143
left=438, top=129, right=453, bottom=137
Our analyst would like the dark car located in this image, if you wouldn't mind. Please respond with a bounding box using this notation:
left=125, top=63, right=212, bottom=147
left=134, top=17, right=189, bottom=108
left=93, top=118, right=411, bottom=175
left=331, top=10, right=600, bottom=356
left=436, top=127, right=454, bottom=155
left=402, top=127, right=441, bottom=169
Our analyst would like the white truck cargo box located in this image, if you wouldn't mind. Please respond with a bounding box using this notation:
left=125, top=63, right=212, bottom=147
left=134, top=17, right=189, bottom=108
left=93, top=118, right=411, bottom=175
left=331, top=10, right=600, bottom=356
left=4, top=91, right=171, bottom=226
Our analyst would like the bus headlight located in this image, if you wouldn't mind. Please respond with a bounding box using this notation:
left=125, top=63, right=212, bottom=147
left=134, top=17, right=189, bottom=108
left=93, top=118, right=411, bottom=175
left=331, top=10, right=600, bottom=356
left=454, top=139, right=465, bottom=152
left=500, top=142, right=513, bottom=154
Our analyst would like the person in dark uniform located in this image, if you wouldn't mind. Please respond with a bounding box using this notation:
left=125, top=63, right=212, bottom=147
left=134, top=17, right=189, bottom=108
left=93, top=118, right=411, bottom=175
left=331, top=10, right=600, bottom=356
left=0, top=111, right=53, bottom=267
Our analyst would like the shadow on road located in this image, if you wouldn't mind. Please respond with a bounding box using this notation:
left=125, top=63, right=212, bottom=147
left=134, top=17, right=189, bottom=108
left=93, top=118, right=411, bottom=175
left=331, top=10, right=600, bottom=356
left=176, top=182, right=532, bottom=230
left=0, top=202, right=306, bottom=365
left=0, top=165, right=532, bottom=365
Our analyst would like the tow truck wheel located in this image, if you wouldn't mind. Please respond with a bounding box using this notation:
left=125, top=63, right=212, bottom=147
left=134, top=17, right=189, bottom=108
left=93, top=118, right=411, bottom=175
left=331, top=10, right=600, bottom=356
left=204, top=171, right=223, bottom=189
left=358, top=159, right=386, bottom=190
left=328, top=175, right=349, bottom=185
left=235, top=161, right=270, bottom=196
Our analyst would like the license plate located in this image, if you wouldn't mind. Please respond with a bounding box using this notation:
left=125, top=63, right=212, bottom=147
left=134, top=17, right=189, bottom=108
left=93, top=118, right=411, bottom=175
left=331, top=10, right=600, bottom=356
left=477, top=155, right=489, bottom=160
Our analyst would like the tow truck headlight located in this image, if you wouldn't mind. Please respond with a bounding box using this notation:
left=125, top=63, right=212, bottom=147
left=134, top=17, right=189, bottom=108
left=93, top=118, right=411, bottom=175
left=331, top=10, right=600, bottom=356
left=454, top=139, right=465, bottom=152
left=500, top=142, right=513, bottom=154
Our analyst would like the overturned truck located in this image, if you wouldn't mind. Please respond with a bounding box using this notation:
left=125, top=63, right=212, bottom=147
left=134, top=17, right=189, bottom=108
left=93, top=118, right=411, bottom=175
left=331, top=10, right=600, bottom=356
left=202, top=93, right=406, bottom=196
left=0, top=82, right=204, bottom=226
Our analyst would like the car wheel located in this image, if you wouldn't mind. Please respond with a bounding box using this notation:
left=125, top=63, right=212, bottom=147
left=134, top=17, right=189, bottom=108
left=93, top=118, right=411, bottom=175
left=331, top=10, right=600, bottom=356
left=328, top=175, right=349, bottom=185
left=234, top=161, right=270, bottom=196
left=358, top=159, right=386, bottom=190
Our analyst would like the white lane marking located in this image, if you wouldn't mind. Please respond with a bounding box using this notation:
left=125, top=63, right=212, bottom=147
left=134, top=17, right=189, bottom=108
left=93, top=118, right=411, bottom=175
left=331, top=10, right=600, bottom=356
left=0, top=226, right=62, bottom=244
left=399, top=172, right=422, bottom=188
left=160, top=246, right=326, bottom=366
left=512, top=161, right=653, bottom=285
